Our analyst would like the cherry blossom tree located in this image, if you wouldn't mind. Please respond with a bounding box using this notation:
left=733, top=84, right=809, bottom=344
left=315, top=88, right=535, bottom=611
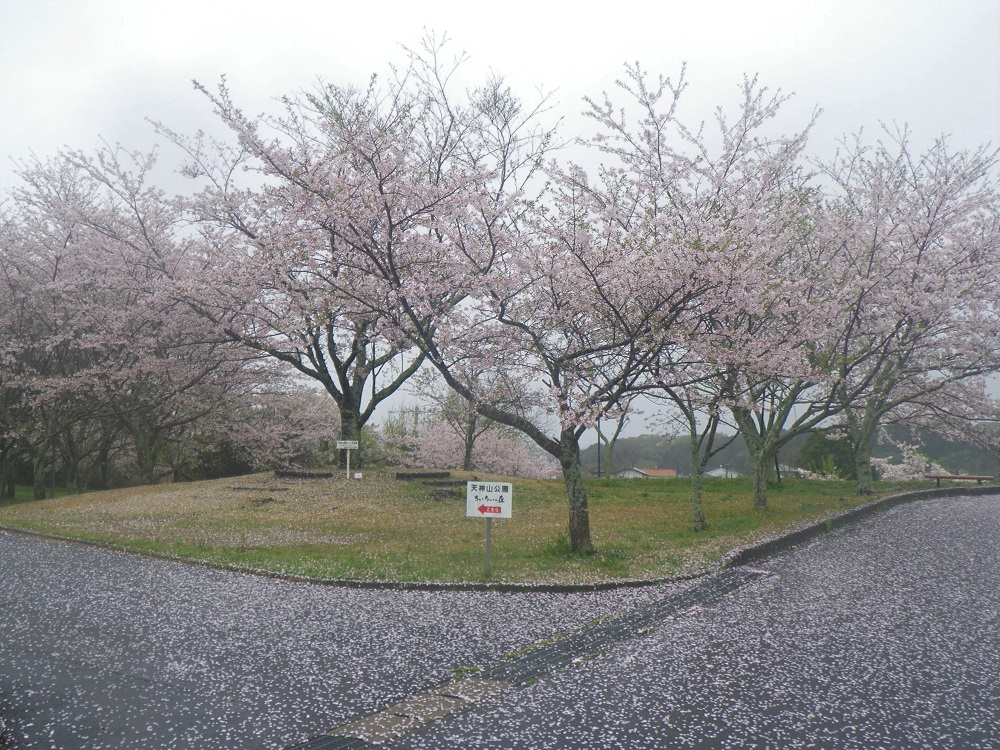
left=0, top=162, right=111, bottom=495
left=713, top=129, right=1000, bottom=504
left=870, top=440, right=948, bottom=481
left=0, top=208, right=38, bottom=495
left=156, top=101, right=421, bottom=459
left=413, top=419, right=557, bottom=478
left=885, top=377, right=1000, bottom=458
left=582, top=65, right=833, bottom=513
left=156, top=35, right=554, bottom=464
left=221, top=384, right=342, bottom=471
left=3, top=145, right=273, bottom=487
left=816, top=129, right=1000, bottom=493
left=407, top=365, right=545, bottom=472
left=647, top=366, right=740, bottom=531
left=400, top=151, right=714, bottom=552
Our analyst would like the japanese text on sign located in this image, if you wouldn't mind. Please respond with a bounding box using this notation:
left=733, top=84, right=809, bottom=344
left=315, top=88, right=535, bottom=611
left=466, top=481, right=513, bottom=519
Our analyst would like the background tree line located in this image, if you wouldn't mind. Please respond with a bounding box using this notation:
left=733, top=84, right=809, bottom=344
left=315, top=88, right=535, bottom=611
left=579, top=427, right=1000, bottom=480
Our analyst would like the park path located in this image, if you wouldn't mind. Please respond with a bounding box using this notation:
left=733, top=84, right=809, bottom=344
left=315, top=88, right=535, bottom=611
left=2, top=492, right=998, bottom=749
left=386, top=493, right=1000, bottom=750
left=0, top=531, right=671, bottom=749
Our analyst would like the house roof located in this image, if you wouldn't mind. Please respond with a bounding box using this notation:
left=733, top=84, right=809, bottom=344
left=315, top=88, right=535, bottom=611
left=627, top=468, right=677, bottom=478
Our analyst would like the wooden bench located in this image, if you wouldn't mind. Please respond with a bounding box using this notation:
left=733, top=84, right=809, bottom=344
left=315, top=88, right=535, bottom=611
left=924, top=474, right=995, bottom=488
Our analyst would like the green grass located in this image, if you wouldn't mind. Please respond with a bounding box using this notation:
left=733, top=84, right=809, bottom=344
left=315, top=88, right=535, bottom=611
left=0, top=470, right=935, bottom=585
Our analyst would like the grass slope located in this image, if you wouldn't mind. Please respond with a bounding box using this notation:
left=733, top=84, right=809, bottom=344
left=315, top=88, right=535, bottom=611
left=0, top=470, right=930, bottom=585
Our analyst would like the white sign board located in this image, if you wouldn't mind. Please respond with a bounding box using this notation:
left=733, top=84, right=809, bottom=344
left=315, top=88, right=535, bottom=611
left=466, top=481, right=512, bottom=519
left=336, top=440, right=360, bottom=450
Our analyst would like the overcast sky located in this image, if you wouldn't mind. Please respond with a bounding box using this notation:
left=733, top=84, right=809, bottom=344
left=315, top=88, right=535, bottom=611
left=2, top=0, right=999, bottom=195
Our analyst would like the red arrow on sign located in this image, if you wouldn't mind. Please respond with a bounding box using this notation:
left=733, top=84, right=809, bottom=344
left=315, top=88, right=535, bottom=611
left=478, top=504, right=502, bottom=515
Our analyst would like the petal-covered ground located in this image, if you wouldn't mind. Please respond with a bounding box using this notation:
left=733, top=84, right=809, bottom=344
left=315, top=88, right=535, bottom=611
left=1, top=492, right=998, bottom=749
left=0, top=531, right=671, bottom=749
left=391, top=493, right=1000, bottom=750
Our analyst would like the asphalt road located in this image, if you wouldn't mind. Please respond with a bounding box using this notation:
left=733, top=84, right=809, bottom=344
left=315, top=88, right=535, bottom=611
left=391, top=493, right=1000, bottom=750
left=0, top=531, right=672, bottom=749
left=1, top=492, right=998, bottom=749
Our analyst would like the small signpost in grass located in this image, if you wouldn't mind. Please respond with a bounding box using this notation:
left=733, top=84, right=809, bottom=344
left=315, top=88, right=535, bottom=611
left=466, top=481, right=512, bottom=577
left=336, top=440, right=359, bottom=479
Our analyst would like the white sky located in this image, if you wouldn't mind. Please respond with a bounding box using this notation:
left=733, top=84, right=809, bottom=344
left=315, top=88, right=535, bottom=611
left=2, top=0, right=999, bottom=193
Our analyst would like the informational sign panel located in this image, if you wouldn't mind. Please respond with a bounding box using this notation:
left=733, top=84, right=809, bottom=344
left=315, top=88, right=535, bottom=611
left=336, top=440, right=360, bottom=479
left=466, top=481, right=513, bottom=519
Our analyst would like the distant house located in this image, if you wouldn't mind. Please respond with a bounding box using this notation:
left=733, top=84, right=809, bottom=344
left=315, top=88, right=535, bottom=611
left=615, top=467, right=678, bottom=479
left=778, top=464, right=806, bottom=478
left=705, top=467, right=742, bottom=478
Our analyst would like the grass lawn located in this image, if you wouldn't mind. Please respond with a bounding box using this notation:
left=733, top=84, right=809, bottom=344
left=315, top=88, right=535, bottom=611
left=0, top=470, right=932, bottom=585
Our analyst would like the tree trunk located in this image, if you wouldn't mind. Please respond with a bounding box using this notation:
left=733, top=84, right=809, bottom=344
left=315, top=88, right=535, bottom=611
left=855, top=447, right=875, bottom=495
left=463, top=414, right=477, bottom=472
left=732, top=408, right=771, bottom=511
left=62, top=440, right=83, bottom=494
left=0, top=452, right=12, bottom=501
left=688, top=430, right=707, bottom=532
left=32, top=456, right=46, bottom=501
left=846, top=408, right=878, bottom=495
left=736, top=420, right=771, bottom=511
left=339, top=409, right=363, bottom=468
left=597, top=414, right=628, bottom=482
left=136, top=453, right=158, bottom=485
left=603, top=438, right=615, bottom=482
left=750, top=450, right=770, bottom=511
left=132, top=428, right=164, bottom=485
left=559, top=429, right=595, bottom=555
left=97, top=445, right=112, bottom=490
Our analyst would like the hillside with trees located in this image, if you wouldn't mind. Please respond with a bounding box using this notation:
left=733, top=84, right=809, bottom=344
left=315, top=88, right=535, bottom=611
left=582, top=428, right=999, bottom=481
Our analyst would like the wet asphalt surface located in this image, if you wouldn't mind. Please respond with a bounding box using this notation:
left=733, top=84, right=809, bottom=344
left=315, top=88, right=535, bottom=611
left=2, top=492, right=999, bottom=749
left=391, top=493, right=1000, bottom=750
left=0, top=531, right=670, bottom=749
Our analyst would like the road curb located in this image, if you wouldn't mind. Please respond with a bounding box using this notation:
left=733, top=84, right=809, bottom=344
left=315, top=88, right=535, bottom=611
left=0, top=524, right=705, bottom=593
left=720, top=484, right=1000, bottom=568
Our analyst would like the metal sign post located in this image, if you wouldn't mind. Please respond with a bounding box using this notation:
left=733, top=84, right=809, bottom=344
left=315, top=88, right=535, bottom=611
left=336, top=440, right=360, bottom=479
left=485, top=518, right=493, bottom=576
left=466, top=481, right=512, bottom=577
